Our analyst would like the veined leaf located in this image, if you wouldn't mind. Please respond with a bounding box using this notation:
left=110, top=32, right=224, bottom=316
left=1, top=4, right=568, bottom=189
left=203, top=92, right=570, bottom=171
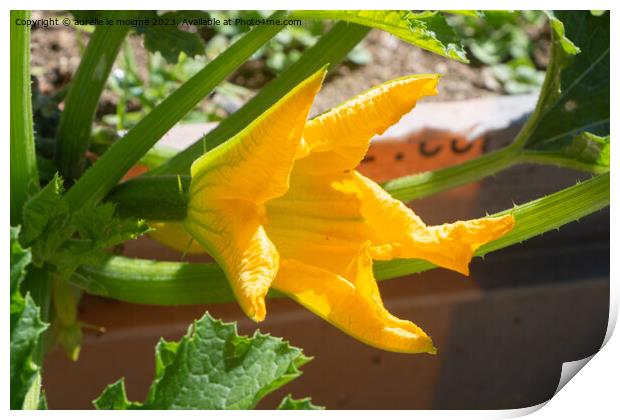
left=292, top=10, right=468, bottom=62
left=94, top=313, right=310, bottom=409
left=135, top=11, right=209, bottom=63
left=71, top=10, right=210, bottom=64
left=516, top=11, right=609, bottom=173
left=277, top=395, right=325, bottom=410
left=20, top=174, right=66, bottom=246
left=21, top=176, right=148, bottom=294
left=10, top=227, right=49, bottom=410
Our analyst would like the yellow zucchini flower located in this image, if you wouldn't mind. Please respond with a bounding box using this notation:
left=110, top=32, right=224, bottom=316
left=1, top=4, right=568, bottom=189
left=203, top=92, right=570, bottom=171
left=154, top=69, right=514, bottom=354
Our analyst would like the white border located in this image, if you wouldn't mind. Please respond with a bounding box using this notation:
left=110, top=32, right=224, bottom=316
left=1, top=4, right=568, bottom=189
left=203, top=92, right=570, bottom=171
left=2, top=1, right=617, bottom=417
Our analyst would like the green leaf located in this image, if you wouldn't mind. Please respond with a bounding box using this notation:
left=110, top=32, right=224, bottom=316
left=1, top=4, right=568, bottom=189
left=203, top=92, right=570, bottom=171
left=136, top=11, right=208, bottom=63
left=93, top=380, right=140, bottom=410
left=516, top=11, right=609, bottom=173
left=10, top=227, right=49, bottom=410
left=21, top=176, right=147, bottom=278
left=94, top=312, right=310, bottom=409
left=20, top=174, right=66, bottom=246
left=71, top=10, right=209, bottom=64
left=277, top=394, right=325, bottom=410
left=293, top=10, right=468, bottom=62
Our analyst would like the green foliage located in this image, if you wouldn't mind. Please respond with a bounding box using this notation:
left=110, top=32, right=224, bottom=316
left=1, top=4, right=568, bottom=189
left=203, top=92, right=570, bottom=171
left=71, top=10, right=210, bottom=64
left=136, top=11, right=209, bottom=63
left=277, top=394, right=325, bottom=410
left=101, top=11, right=370, bottom=131
left=21, top=175, right=148, bottom=278
left=94, top=313, right=312, bottom=409
left=448, top=10, right=546, bottom=93
left=294, top=10, right=468, bottom=62
left=104, top=45, right=254, bottom=130
left=208, top=11, right=371, bottom=72
left=517, top=10, right=609, bottom=173
left=63, top=11, right=289, bottom=212
left=10, top=227, right=48, bottom=410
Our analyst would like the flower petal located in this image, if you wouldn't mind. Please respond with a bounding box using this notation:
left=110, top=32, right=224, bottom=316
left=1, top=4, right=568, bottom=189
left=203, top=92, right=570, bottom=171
left=272, top=244, right=436, bottom=354
left=185, top=200, right=278, bottom=321
left=183, top=69, right=327, bottom=321
left=148, top=222, right=206, bottom=254
left=265, top=170, right=370, bottom=279
left=296, top=74, right=439, bottom=174
left=354, top=173, right=515, bottom=275
left=190, top=68, right=326, bottom=203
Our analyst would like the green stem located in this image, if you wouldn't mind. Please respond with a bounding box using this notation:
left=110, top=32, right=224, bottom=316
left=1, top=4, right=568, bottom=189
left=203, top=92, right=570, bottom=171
left=519, top=150, right=610, bottom=175
left=63, top=11, right=289, bottom=213
left=21, top=265, right=53, bottom=364
left=72, top=172, right=609, bottom=305
left=381, top=144, right=521, bottom=202
left=10, top=10, right=38, bottom=225
left=55, top=11, right=131, bottom=183
left=106, top=175, right=190, bottom=221
left=148, top=21, right=370, bottom=176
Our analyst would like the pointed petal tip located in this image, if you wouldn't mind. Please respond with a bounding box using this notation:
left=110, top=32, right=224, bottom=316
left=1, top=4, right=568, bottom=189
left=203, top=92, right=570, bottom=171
left=240, top=293, right=267, bottom=322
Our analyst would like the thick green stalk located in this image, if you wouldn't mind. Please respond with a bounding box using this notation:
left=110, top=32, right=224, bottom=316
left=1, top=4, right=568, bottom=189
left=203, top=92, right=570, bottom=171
left=149, top=21, right=370, bottom=176
left=63, top=11, right=289, bottom=212
left=10, top=11, right=38, bottom=225
left=72, top=172, right=610, bottom=305
left=55, top=11, right=131, bottom=182
left=21, top=265, right=53, bottom=363
left=381, top=144, right=521, bottom=202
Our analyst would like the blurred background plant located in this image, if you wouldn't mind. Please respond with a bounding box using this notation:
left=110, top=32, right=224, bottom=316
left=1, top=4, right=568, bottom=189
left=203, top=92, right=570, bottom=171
left=28, top=10, right=550, bottom=183
left=100, top=10, right=371, bottom=131
left=447, top=10, right=548, bottom=94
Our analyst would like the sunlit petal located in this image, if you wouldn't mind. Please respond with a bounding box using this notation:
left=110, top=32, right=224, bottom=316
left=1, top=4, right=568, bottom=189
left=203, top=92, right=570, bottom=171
left=272, top=243, right=436, bottom=354
left=354, top=172, right=515, bottom=275
left=296, top=74, right=439, bottom=174
left=190, top=68, right=326, bottom=203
